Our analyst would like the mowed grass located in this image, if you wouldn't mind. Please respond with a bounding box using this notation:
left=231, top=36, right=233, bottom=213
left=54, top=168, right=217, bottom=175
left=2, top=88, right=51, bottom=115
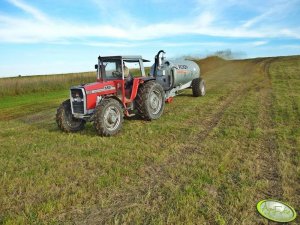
left=0, top=56, right=299, bottom=224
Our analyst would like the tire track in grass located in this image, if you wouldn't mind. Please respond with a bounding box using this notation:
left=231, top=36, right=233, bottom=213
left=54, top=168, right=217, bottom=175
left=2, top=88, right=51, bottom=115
left=77, top=61, right=263, bottom=224
left=258, top=58, right=283, bottom=197
left=173, top=60, right=265, bottom=157
left=253, top=58, right=284, bottom=224
left=262, top=58, right=283, bottom=198
left=209, top=58, right=283, bottom=225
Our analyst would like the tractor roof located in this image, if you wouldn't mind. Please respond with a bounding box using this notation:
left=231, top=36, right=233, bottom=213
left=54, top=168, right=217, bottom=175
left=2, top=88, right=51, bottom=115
left=99, top=55, right=150, bottom=62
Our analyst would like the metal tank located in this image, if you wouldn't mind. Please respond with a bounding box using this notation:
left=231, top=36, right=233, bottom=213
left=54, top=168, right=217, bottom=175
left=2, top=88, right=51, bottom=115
left=150, top=51, right=200, bottom=90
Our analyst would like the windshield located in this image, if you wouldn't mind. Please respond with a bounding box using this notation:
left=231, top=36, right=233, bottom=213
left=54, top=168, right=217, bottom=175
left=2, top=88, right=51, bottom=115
left=99, top=59, right=122, bottom=79
left=98, top=58, right=145, bottom=79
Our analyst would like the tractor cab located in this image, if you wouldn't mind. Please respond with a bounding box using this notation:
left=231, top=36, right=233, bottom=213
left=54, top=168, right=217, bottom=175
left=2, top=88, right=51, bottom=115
left=94, top=56, right=152, bottom=100
left=95, top=56, right=150, bottom=81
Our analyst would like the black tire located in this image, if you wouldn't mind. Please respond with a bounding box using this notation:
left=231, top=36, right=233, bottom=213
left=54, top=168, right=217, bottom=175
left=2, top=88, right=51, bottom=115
left=136, top=81, right=165, bottom=120
left=192, top=78, right=206, bottom=97
left=56, top=99, right=86, bottom=132
left=94, top=98, right=124, bottom=136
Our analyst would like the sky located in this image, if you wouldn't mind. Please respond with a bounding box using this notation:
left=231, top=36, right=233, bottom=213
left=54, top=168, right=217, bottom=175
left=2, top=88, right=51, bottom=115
left=0, top=0, right=300, bottom=77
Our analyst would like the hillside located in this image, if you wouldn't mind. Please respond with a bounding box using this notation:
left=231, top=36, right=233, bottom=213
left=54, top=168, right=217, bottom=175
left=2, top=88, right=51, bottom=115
left=0, top=56, right=299, bottom=224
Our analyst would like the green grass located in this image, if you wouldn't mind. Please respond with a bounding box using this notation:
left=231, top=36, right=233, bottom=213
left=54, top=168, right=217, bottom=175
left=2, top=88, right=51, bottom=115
left=0, top=72, right=96, bottom=97
left=0, top=56, right=299, bottom=224
left=0, top=68, right=150, bottom=97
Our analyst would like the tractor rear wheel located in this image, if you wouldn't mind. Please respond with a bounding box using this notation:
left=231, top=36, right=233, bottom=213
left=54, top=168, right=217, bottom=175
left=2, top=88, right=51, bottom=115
left=56, top=99, right=86, bottom=132
left=94, top=98, right=124, bottom=136
left=192, top=78, right=206, bottom=97
left=136, top=81, right=165, bottom=120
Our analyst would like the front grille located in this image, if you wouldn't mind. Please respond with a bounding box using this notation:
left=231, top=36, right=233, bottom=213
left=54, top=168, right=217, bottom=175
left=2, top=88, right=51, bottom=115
left=71, top=88, right=85, bottom=114
left=72, top=101, right=84, bottom=114
left=71, top=89, right=84, bottom=98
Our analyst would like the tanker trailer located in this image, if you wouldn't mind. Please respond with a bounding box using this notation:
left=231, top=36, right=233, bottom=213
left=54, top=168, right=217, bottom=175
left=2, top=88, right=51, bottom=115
left=150, top=50, right=206, bottom=99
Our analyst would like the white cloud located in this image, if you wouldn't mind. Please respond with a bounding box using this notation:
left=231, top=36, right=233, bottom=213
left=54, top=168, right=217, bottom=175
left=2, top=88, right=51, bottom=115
left=252, top=41, right=268, bottom=47
left=0, top=0, right=300, bottom=44
left=242, top=1, right=295, bottom=28
left=91, top=0, right=138, bottom=26
left=6, top=0, right=49, bottom=22
left=81, top=40, right=227, bottom=48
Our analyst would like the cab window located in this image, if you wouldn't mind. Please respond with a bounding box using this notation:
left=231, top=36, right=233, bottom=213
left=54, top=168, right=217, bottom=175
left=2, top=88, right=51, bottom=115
left=101, top=60, right=122, bottom=79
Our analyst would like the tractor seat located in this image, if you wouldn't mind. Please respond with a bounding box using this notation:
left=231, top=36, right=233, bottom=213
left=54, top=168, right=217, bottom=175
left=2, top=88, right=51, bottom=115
left=125, top=75, right=133, bottom=98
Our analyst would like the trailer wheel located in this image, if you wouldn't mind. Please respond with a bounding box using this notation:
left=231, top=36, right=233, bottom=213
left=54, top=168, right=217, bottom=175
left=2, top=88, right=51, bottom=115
left=192, top=78, right=206, bottom=97
left=56, top=99, right=86, bottom=132
left=136, top=81, right=165, bottom=120
left=94, top=98, right=124, bottom=136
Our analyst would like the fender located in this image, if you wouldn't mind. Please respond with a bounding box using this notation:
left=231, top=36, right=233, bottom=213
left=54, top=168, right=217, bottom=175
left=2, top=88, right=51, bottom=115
left=139, top=77, right=155, bottom=82
left=129, top=77, right=155, bottom=101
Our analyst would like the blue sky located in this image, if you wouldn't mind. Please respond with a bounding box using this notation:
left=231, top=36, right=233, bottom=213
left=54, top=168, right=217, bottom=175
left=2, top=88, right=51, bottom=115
left=0, top=0, right=300, bottom=77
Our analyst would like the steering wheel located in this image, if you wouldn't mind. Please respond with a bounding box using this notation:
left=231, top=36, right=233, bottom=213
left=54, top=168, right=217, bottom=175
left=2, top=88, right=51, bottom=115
left=112, top=71, right=122, bottom=77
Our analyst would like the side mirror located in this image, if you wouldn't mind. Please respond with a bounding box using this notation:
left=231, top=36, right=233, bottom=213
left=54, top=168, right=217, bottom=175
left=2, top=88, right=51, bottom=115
left=95, top=64, right=98, bottom=70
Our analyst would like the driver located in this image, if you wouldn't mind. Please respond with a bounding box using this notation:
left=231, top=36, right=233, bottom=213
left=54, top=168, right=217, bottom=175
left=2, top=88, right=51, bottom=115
left=124, top=64, right=130, bottom=78
left=123, top=63, right=133, bottom=88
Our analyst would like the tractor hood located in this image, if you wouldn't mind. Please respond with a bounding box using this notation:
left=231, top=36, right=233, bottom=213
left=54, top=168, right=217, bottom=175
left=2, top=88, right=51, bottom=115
left=83, top=82, right=116, bottom=95
left=71, top=81, right=119, bottom=112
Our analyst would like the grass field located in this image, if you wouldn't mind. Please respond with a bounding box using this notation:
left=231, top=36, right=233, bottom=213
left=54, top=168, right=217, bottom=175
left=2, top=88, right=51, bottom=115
left=0, top=56, right=299, bottom=224
left=0, top=72, right=96, bottom=97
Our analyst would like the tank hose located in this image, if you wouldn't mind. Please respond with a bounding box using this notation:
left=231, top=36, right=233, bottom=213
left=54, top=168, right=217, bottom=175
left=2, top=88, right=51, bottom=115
left=166, top=67, right=175, bottom=91
left=154, top=50, right=166, bottom=77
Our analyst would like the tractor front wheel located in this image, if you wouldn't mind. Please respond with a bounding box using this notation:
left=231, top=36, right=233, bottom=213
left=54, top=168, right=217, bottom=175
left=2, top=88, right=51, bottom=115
left=56, top=99, right=86, bottom=132
left=94, top=98, right=124, bottom=136
left=136, top=81, right=165, bottom=120
left=192, top=78, right=206, bottom=97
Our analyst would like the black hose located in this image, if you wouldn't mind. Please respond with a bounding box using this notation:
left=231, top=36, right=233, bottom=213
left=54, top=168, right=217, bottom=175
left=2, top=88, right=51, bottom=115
left=153, top=50, right=165, bottom=77
left=165, top=67, right=175, bottom=91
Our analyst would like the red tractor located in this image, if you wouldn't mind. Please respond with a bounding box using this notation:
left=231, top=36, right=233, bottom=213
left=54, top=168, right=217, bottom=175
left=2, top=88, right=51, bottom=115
left=56, top=50, right=205, bottom=136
